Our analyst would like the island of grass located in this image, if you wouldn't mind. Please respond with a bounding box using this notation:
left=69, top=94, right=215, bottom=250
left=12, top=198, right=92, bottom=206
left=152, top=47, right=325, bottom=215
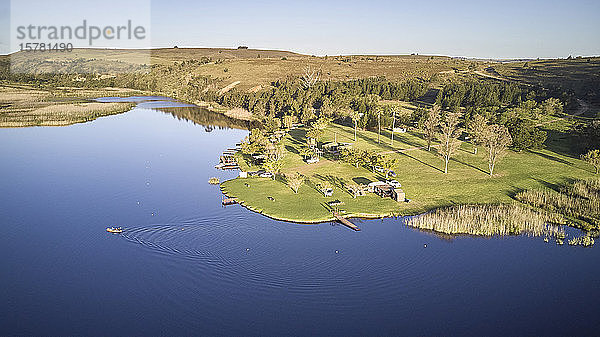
left=220, top=105, right=596, bottom=224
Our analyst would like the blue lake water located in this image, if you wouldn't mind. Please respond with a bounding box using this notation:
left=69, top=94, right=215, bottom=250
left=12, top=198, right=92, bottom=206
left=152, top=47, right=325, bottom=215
left=1, top=100, right=599, bottom=336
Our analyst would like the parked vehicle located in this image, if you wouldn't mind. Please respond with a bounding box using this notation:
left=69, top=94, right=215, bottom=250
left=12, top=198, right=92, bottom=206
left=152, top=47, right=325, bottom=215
left=386, top=180, right=401, bottom=188
left=259, top=171, right=273, bottom=178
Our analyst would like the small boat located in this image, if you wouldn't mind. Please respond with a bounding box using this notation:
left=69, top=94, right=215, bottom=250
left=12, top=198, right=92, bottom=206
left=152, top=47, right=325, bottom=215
left=106, top=227, right=123, bottom=233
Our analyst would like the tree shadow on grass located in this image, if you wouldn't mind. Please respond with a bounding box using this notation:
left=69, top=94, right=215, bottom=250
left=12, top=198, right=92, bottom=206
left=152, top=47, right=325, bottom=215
left=451, top=157, right=489, bottom=175
left=285, top=145, right=299, bottom=155
left=314, top=174, right=354, bottom=197
left=541, top=127, right=580, bottom=159
left=289, top=128, right=307, bottom=144
left=400, top=151, right=443, bottom=173
left=529, top=150, right=574, bottom=166
left=531, top=177, right=566, bottom=192
left=352, top=177, right=372, bottom=185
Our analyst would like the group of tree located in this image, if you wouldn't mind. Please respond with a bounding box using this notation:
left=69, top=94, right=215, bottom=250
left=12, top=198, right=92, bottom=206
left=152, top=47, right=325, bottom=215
left=217, top=77, right=428, bottom=129
left=339, top=149, right=398, bottom=179
left=420, top=105, right=513, bottom=176
left=436, top=80, right=535, bottom=112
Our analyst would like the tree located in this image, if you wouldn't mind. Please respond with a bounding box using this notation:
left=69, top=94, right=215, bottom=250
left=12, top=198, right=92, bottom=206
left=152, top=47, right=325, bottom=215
left=423, top=104, right=441, bottom=151
left=306, top=116, right=330, bottom=143
left=282, top=114, right=296, bottom=129
left=380, top=155, right=399, bottom=179
left=349, top=109, right=361, bottom=142
left=581, top=149, right=600, bottom=174
left=369, top=152, right=382, bottom=173
left=300, top=65, right=320, bottom=89
left=241, top=129, right=268, bottom=155
left=540, top=98, right=563, bottom=116
left=438, top=112, right=462, bottom=174
left=377, top=108, right=382, bottom=144
left=287, top=172, right=305, bottom=193
left=265, top=142, right=284, bottom=161
left=340, top=148, right=361, bottom=168
left=390, top=109, right=397, bottom=146
left=262, top=159, right=282, bottom=179
left=482, top=124, right=512, bottom=176
left=508, top=119, right=547, bottom=151
left=300, top=146, right=315, bottom=160
left=466, top=113, right=487, bottom=154
left=306, top=128, right=323, bottom=143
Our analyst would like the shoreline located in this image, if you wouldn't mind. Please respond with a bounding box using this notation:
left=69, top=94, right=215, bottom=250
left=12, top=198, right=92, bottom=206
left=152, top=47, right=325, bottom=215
left=220, top=184, right=402, bottom=224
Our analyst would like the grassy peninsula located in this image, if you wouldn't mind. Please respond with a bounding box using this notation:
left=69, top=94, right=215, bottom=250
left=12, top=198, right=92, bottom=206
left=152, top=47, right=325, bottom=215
left=220, top=113, right=594, bottom=223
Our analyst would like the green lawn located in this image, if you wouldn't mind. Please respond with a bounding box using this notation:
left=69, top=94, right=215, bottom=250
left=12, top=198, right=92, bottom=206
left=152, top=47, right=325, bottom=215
left=221, top=119, right=594, bottom=222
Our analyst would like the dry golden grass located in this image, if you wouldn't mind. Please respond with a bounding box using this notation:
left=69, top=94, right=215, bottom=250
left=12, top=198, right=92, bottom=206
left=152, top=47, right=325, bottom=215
left=224, top=107, right=254, bottom=121
left=0, top=102, right=133, bottom=127
left=406, top=204, right=562, bottom=237
left=0, top=84, right=137, bottom=127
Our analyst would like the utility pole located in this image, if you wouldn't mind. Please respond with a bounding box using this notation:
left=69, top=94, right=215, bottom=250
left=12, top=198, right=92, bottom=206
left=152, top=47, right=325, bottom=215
left=391, top=109, right=396, bottom=146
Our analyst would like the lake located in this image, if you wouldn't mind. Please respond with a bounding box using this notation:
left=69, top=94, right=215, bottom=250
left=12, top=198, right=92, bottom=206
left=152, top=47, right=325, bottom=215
left=1, top=98, right=599, bottom=336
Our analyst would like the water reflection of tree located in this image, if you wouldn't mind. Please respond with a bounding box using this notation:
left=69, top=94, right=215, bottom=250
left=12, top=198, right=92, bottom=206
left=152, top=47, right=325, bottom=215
left=159, top=107, right=260, bottom=131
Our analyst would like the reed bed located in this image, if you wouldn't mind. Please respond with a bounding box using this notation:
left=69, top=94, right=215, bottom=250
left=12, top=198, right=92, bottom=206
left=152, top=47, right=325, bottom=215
left=563, top=178, right=600, bottom=200
left=406, top=204, right=561, bottom=237
left=0, top=102, right=134, bottom=127
left=568, top=234, right=595, bottom=247
left=516, top=185, right=600, bottom=229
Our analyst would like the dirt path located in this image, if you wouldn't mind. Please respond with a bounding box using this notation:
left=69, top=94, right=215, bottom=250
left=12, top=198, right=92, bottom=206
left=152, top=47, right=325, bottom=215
left=218, top=81, right=241, bottom=95
left=473, top=70, right=507, bottom=82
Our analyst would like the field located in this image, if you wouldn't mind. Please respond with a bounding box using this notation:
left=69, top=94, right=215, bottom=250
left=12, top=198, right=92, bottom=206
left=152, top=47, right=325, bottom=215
left=221, top=111, right=594, bottom=223
left=3, top=48, right=485, bottom=92
left=493, top=57, right=600, bottom=113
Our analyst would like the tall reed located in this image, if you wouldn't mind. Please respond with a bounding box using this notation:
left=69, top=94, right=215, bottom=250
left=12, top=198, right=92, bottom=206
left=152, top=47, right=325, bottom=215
left=406, top=204, right=560, bottom=237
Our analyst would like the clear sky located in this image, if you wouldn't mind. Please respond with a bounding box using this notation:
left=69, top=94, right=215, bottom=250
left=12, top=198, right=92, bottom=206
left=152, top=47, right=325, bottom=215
left=1, top=0, right=599, bottom=58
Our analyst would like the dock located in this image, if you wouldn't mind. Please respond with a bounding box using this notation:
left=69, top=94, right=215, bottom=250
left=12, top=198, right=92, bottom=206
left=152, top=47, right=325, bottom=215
left=222, top=197, right=237, bottom=206
left=332, top=212, right=360, bottom=231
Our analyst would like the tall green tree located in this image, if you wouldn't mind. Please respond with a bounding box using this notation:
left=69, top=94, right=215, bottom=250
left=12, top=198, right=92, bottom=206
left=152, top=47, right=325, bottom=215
left=508, top=119, right=547, bottom=151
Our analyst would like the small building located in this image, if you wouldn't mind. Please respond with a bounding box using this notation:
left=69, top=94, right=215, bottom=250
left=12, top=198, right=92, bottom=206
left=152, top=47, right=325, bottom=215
left=392, top=188, right=405, bottom=202
left=322, top=142, right=339, bottom=153
left=367, top=181, right=389, bottom=193
left=369, top=182, right=406, bottom=202
left=373, top=184, right=395, bottom=198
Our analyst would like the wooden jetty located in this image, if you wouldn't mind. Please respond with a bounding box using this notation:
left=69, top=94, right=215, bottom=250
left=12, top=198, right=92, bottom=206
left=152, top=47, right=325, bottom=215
left=332, top=212, right=360, bottom=231
left=222, top=197, right=237, bottom=206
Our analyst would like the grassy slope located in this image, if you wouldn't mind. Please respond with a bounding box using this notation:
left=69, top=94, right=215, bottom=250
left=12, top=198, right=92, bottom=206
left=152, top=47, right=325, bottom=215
left=221, top=114, right=594, bottom=222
